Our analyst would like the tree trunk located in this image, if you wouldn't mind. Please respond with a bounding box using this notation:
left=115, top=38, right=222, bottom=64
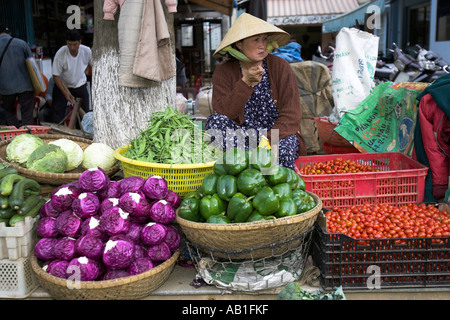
left=91, top=0, right=175, bottom=149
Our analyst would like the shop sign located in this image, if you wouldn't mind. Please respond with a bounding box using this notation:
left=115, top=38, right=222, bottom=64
left=268, top=14, right=338, bottom=25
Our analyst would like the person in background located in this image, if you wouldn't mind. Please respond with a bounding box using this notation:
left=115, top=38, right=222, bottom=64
left=51, top=29, right=91, bottom=124
left=0, top=24, right=35, bottom=127
left=206, top=13, right=306, bottom=169
left=176, top=49, right=187, bottom=87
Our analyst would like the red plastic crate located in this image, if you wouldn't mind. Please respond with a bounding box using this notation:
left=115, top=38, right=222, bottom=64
left=312, top=213, right=450, bottom=290
left=20, top=125, right=51, bottom=134
left=0, top=126, right=28, bottom=141
left=295, top=152, right=428, bottom=209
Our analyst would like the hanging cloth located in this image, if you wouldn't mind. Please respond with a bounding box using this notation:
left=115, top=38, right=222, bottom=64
left=133, top=0, right=176, bottom=82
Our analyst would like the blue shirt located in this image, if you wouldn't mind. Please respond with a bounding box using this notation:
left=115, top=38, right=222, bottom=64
left=0, top=34, right=33, bottom=95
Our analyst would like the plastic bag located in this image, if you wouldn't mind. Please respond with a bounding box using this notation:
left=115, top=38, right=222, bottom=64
left=195, top=86, right=213, bottom=117
left=334, top=82, right=427, bottom=156
left=329, top=28, right=379, bottom=122
left=175, top=93, right=187, bottom=114
left=81, top=112, right=94, bottom=134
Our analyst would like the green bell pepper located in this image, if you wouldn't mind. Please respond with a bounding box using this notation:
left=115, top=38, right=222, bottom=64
left=286, top=169, right=300, bottom=190
left=292, top=190, right=316, bottom=214
left=247, top=211, right=266, bottom=222
left=184, top=191, right=202, bottom=201
left=294, top=175, right=306, bottom=191
left=222, top=148, right=249, bottom=176
left=266, top=165, right=289, bottom=186
left=207, top=213, right=231, bottom=224
left=236, top=168, right=267, bottom=196
left=272, top=182, right=292, bottom=200
left=253, top=186, right=280, bottom=216
left=199, top=193, right=226, bottom=220
left=249, top=147, right=274, bottom=170
left=276, top=198, right=297, bottom=218
left=227, top=192, right=254, bottom=222
left=178, top=197, right=201, bottom=222
left=213, top=162, right=227, bottom=176
left=216, top=174, right=238, bottom=201
left=202, top=173, right=219, bottom=195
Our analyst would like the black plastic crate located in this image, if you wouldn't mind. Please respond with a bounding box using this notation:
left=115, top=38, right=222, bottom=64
left=312, top=214, right=450, bottom=290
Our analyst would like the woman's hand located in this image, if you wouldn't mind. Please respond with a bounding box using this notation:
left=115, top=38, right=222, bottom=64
left=242, top=63, right=264, bottom=87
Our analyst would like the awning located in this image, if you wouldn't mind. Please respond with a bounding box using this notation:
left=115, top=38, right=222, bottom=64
left=322, top=0, right=385, bottom=33
left=267, top=0, right=360, bottom=25
left=188, top=0, right=235, bottom=16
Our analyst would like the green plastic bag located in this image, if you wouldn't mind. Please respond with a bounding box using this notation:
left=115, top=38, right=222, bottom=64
left=335, top=82, right=426, bottom=156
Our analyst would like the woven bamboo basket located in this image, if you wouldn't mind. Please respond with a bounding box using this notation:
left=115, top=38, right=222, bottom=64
left=315, top=117, right=352, bottom=147
left=0, top=134, right=120, bottom=185
left=30, top=251, right=179, bottom=300
left=176, top=192, right=322, bottom=260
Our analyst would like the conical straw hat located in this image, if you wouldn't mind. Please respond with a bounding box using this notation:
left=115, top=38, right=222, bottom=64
left=213, top=13, right=290, bottom=59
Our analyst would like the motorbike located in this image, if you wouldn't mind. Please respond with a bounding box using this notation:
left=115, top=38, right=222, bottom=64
left=312, top=43, right=335, bottom=71
left=389, top=43, right=449, bottom=83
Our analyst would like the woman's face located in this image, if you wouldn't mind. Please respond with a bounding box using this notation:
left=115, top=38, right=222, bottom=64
left=236, top=33, right=268, bottom=62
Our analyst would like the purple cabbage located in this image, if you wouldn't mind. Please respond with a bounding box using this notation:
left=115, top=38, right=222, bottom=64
left=53, top=237, right=77, bottom=261
left=78, top=167, right=110, bottom=192
left=45, top=259, right=70, bottom=279
left=141, top=176, right=168, bottom=200
left=140, top=222, right=167, bottom=246
left=102, top=269, right=129, bottom=280
left=75, top=233, right=104, bottom=260
left=51, top=185, right=81, bottom=212
left=127, top=257, right=153, bottom=276
left=67, top=256, right=101, bottom=281
left=119, top=191, right=150, bottom=218
left=125, top=222, right=143, bottom=244
left=163, top=190, right=182, bottom=209
left=147, top=242, right=172, bottom=261
left=72, top=192, right=100, bottom=219
left=55, top=210, right=82, bottom=238
left=99, top=206, right=130, bottom=236
left=34, top=238, right=58, bottom=261
left=149, top=200, right=176, bottom=224
left=119, top=176, right=145, bottom=194
left=80, top=216, right=108, bottom=242
left=164, top=225, right=181, bottom=252
left=133, top=244, right=147, bottom=260
left=36, top=217, right=59, bottom=238
left=39, top=200, right=60, bottom=218
left=99, top=198, right=119, bottom=215
left=102, top=237, right=135, bottom=269
left=97, top=180, right=121, bottom=201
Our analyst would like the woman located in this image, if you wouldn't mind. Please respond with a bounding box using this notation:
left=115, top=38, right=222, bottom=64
left=206, top=13, right=306, bottom=169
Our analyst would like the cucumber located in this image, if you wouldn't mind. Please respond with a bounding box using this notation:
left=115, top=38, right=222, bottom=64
left=0, top=173, right=25, bottom=196
left=0, top=217, right=9, bottom=225
left=18, top=194, right=41, bottom=215
left=8, top=214, right=25, bottom=227
left=0, top=195, right=9, bottom=209
left=23, top=198, right=46, bottom=218
left=0, top=167, right=18, bottom=180
left=9, top=178, right=41, bottom=210
left=0, top=206, right=15, bottom=219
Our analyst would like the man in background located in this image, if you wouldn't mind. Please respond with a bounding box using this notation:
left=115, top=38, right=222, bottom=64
left=0, top=24, right=34, bottom=127
left=51, top=29, right=91, bottom=124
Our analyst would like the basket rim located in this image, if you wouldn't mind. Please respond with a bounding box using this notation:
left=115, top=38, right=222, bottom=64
left=176, top=191, right=322, bottom=231
left=30, top=250, right=180, bottom=290
left=0, top=134, right=120, bottom=178
left=115, top=144, right=215, bottom=169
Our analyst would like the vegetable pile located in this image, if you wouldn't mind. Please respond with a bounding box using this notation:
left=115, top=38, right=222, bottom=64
left=298, top=157, right=378, bottom=175
left=324, top=203, right=450, bottom=244
left=277, top=282, right=345, bottom=300
left=178, top=147, right=317, bottom=223
left=122, top=107, right=219, bottom=164
left=5, top=134, right=117, bottom=173
left=34, top=168, right=181, bottom=281
left=0, top=165, right=45, bottom=227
